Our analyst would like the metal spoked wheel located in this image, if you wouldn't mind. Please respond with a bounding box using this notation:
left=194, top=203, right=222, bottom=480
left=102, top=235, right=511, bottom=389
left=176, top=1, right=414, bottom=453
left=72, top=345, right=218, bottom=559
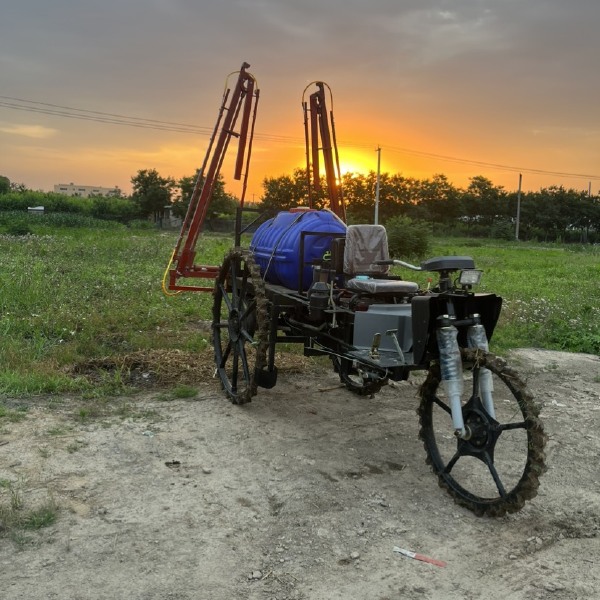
left=212, top=250, right=269, bottom=404
left=331, top=356, right=387, bottom=397
left=418, top=348, right=547, bottom=517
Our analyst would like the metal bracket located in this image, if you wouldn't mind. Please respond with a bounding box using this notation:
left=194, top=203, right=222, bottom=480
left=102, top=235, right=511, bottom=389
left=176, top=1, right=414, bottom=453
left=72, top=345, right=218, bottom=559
left=385, top=329, right=405, bottom=364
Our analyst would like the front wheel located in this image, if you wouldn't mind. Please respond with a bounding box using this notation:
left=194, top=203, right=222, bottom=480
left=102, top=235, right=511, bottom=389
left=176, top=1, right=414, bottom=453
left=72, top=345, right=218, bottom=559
left=418, top=348, right=547, bottom=517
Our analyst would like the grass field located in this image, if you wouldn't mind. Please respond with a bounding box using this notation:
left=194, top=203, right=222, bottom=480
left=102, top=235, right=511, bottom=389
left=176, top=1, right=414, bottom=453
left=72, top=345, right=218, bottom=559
left=0, top=224, right=598, bottom=395
left=428, top=238, right=600, bottom=354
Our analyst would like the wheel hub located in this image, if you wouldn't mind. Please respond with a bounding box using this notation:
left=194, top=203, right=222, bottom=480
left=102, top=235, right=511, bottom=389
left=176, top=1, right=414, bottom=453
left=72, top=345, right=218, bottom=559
left=457, top=396, right=501, bottom=461
left=228, top=309, right=241, bottom=342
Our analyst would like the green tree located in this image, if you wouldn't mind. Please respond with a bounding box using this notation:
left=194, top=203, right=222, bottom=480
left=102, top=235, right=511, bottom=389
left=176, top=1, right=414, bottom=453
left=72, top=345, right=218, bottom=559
left=515, top=186, right=592, bottom=241
left=410, top=174, right=461, bottom=223
left=463, top=176, right=508, bottom=226
left=0, top=175, right=10, bottom=194
left=9, top=181, right=28, bottom=193
left=131, top=169, right=175, bottom=224
left=106, top=186, right=126, bottom=199
left=342, top=171, right=375, bottom=223
left=173, top=172, right=238, bottom=219
left=578, top=194, right=600, bottom=242
left=260, top=168, right=313, bottom=213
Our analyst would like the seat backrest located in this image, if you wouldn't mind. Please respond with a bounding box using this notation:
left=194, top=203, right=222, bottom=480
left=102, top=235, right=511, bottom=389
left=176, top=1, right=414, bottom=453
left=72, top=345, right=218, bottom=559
left=343, top=224, right=390, bottom=276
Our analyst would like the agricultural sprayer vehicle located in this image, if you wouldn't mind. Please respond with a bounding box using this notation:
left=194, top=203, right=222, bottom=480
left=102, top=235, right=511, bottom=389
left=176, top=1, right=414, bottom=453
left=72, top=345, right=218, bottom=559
left=165, top=63, right=546, bottom=517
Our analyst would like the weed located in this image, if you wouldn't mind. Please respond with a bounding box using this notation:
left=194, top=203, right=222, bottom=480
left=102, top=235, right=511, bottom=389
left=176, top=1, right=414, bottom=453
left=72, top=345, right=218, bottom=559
left=0, top=479, right=58, bottom=542
left=8, top=530, right=31, bottom=549
left=20, top=502, right=58, bottom=529
left=0, top=403, right=28, bottom=423
left=66, top=441, right=84, bottom=454
left=172, top=385, right=198, bottom=399
left=10, top=485, right=23, bottom=511
left=115, top=402, right=160, bottom=421
left=75, top=403, right=105, bottom=422
left=47, top=426, right=70, bottom=436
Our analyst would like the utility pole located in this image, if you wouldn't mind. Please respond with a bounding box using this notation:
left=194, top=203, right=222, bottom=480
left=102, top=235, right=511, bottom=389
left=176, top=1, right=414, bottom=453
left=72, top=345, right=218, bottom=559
left=515, top=173, right=522, bottom=241
left=374, top=146, right=381, bottom=224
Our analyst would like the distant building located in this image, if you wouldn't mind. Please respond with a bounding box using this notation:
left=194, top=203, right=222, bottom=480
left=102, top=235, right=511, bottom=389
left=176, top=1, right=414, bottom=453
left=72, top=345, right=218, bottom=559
left=54, top=183, right=120, bottom=198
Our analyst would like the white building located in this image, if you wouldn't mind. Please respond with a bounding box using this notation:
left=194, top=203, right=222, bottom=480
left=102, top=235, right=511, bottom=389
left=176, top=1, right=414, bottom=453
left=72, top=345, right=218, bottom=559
left=54, top=183, right=120, bottom=198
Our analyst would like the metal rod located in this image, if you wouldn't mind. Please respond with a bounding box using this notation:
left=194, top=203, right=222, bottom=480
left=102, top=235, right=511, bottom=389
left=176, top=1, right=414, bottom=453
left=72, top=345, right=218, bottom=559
left=374, top=146, right=381, bottom=225
left=515, top=172, right=522, bottom=241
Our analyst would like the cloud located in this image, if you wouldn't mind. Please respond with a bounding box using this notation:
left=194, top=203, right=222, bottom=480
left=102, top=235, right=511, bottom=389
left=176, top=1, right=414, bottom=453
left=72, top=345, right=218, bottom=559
left=0, top=123, right=57, bottom=139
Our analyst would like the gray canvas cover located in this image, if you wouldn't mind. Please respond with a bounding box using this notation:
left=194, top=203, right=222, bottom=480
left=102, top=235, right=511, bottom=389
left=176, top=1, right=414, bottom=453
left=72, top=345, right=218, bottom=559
left=343, top=224, right=390, bottom=275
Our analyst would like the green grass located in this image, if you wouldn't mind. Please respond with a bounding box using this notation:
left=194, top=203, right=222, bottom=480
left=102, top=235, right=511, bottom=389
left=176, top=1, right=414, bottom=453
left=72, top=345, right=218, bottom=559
left=0, top=228, right=228, bottom=394
left=172, top=384, right=199, bottom=399
left=426, top=238, right=600, bottom=354
left=0, top=228, right=598, bottom=397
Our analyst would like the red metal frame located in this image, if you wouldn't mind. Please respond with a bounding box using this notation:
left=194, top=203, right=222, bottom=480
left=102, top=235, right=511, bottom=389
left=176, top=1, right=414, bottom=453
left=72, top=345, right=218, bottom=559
left=168, top=62, right=259, bottom=292
left=302, top=82, right=346, bottom=222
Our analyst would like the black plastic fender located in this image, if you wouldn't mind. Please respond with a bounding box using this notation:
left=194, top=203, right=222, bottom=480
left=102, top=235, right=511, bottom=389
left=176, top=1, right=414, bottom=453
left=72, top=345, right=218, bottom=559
left=411, top=293, right=503, bottom=366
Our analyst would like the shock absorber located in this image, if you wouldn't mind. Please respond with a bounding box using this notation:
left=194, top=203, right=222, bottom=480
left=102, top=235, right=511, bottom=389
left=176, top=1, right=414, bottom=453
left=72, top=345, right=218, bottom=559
left=436, top=316, right=467, bottom=438
left=467, top=315, right=495, bottom=419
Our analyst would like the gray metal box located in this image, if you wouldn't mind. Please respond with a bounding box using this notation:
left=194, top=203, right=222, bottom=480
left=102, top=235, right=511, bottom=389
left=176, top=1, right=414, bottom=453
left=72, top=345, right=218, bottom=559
left=353, top=304, right=413, bottom=352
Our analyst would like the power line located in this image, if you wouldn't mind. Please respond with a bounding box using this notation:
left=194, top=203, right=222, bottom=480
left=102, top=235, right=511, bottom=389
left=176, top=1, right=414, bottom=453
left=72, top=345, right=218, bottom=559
left=1, top=95, right=598, bottom=181
left=0, top=101, right=211, bottom=134
left=0, top=95, right=214, bottom=131
left=0, top=95, right=304, bottom=143
left=381, top=145, right=599, bottom=179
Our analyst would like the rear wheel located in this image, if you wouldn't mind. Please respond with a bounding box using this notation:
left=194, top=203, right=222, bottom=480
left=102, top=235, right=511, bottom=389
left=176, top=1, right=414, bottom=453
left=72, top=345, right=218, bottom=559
left=418, top=348, right=546, bottom=516
left=212, top=250, right=269, bottom=404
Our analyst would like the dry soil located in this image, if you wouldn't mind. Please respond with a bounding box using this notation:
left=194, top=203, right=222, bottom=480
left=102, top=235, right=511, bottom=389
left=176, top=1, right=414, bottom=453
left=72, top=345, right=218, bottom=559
left=1, top=349, right=599, bottom=600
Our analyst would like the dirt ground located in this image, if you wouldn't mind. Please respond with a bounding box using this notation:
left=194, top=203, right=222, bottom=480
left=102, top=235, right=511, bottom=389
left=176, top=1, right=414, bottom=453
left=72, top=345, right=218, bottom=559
left=1, top=348, right=599, bottom=600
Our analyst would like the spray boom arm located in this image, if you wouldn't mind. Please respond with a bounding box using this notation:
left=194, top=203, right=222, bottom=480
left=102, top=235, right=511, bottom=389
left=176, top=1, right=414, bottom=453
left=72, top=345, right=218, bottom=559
left=302, top=82, right=346, bottom=222
left=167, top=62, right=259, bottom=292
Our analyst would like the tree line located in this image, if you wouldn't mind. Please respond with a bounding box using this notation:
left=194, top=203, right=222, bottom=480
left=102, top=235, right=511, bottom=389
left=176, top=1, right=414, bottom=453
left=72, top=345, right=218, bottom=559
left=1, top=169, right=598, bottom=243
left=0, top=169, right=237, bottom=226
left=262, top=169, right=600, bottom=243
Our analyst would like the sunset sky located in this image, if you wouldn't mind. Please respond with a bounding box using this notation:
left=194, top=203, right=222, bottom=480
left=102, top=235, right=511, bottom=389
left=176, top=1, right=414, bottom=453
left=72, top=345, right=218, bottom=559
left=1, top=0, right=599, bottom=199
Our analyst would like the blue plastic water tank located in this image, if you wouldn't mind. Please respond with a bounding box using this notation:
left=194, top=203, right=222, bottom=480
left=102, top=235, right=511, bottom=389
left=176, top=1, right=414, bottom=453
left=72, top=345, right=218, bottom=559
left=250, top=209, right=347, bottom=290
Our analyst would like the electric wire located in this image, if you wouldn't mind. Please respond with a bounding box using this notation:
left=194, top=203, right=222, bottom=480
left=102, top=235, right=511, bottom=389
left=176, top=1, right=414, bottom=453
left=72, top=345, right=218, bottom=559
left=0, top=96, right=301, bottom=142
left=1, top=95, right=598, bottom=181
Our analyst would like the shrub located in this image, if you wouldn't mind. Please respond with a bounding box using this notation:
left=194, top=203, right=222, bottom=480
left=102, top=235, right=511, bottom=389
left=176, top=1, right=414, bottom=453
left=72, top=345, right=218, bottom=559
left=0, top=212, right=32, bottom=235
left=0, top=210, right=126, bottom=232
left=385, top=215, right=431, bottom=258
left=91, top=197, right=141, bottom=222
left=0, top=191, right=94, bottom=214
left=39, top=213, right=126, bottom=229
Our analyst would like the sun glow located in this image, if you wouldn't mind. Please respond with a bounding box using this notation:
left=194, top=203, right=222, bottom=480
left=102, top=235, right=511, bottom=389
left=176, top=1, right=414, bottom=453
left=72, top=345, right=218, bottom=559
left=336, top=152, right=374, bottom=176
